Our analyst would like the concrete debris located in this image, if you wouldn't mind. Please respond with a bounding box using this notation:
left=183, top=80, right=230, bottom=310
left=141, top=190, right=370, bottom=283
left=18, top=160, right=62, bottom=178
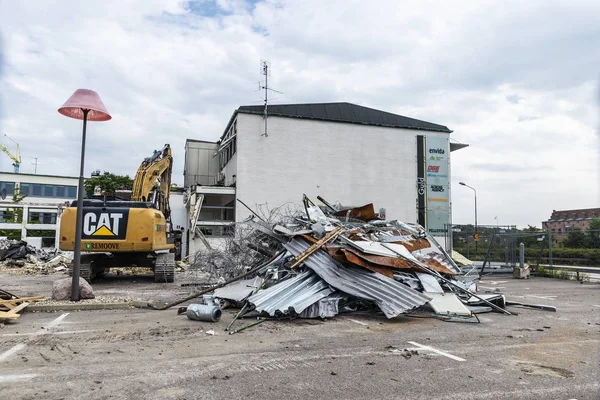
left=0, top=240, right=69, bottom=275
left=173, top=194, right=536, bottom=332
left=52, top=277, right=95, bottom=301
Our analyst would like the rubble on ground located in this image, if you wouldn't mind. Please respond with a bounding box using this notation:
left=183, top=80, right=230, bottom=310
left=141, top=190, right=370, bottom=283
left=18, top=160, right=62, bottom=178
left=175, top=194, right=527, bottom=332
left=0, top=289, right=45, bottom=322
left=0, top=240, right=70, bottom=275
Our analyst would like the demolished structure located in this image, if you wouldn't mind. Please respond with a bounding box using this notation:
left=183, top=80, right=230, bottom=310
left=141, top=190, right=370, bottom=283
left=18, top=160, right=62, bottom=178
left=176, top=195, right=510, bottom=327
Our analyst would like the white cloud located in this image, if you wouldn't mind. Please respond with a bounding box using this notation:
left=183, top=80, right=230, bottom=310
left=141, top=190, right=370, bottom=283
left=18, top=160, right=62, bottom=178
left=0, top=0, right=598, bottom=228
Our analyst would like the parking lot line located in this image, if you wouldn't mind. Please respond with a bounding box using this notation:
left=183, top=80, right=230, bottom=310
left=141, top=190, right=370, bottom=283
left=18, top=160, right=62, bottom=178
left=407, top=341, right=466, bottom=362
left=0, top=313, right=70, bottom=362
left=0, top=373, right=38, bottom=383
left=0, top=344, right=27, bottom=363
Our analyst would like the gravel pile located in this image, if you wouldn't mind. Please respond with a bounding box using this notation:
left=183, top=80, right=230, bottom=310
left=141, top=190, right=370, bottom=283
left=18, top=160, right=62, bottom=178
left=34, top=295, right=139, bottom=306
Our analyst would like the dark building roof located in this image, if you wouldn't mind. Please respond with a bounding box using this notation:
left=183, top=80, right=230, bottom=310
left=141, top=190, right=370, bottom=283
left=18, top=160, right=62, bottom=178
left=236, top=102, right=452, bottom=133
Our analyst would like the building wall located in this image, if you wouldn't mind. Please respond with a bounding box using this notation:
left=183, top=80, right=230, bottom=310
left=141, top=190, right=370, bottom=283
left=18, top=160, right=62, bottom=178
left=184, top=140, right=219, bottom=187
left=233, top=113, right=450, bottom=223
left=0, top=172, right=80, bottom=248
left=542, top=207, right=600, bottom=243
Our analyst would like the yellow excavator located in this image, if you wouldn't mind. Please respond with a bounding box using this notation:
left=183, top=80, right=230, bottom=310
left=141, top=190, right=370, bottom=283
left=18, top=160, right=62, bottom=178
left=59, top=144, right=179, bottom=282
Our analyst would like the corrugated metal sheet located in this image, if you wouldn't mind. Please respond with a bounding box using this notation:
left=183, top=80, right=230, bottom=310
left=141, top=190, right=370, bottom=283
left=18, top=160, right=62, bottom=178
left=284, top=240, right=431, bottom=318
left=248, top=271, right=333, bottom=317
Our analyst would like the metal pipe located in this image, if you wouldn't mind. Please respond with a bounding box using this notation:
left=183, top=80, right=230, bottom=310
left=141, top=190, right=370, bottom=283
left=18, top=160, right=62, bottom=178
left=480, top=234, right=495, bottom=276
left=71, top=109, right=89, bottom=302
left=226, top=303, right=249, bottom=331
left=236, top=198, right=266, bottom=223
left=229, top=318, right=266, bottom=335
left=186, top=304, right=222, bottom=322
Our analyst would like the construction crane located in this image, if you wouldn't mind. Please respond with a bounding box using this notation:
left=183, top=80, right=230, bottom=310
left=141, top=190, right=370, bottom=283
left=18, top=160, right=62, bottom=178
left=0, top=134, right=21, bottom=173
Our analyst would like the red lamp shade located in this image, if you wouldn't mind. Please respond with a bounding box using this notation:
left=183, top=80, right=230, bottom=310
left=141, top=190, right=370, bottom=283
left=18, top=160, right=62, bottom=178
left=58, top=89, right=111, bottom=121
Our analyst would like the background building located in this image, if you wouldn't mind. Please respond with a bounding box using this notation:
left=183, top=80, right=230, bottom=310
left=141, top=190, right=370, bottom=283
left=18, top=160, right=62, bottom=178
left=542, top=207, right=600, bottom=243
left=0, top=172, right=79, bottom=248
left=183, top=102, right=467, bottom=256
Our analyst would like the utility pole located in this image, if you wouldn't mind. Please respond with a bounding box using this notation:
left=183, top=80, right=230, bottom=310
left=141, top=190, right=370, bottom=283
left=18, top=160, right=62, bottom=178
left=32, top=157, right=38, bottom=174
left=259, top=60, right=282, bottom=137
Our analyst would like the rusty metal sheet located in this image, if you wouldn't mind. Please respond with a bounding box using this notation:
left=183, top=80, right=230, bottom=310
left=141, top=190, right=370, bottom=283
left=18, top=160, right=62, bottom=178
left=333, top=203, right=377, bottom=222
left=345, top=248, right=455, bottom=275
left=340, top=249, right=395, bottom=278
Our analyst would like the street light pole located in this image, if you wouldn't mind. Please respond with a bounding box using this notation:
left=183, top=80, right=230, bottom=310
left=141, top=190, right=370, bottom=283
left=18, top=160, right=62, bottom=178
left=459, top=182, right=478, bottom=249
left=58, top=89, right=111, bottom=301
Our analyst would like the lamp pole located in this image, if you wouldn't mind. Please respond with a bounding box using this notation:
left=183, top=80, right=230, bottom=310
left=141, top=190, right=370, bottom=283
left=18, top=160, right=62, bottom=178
left=71, top=109, right=89, bottom=301
left=459, top=182, right=477, bottom=249
left=59, top=89, right=111, bottom=301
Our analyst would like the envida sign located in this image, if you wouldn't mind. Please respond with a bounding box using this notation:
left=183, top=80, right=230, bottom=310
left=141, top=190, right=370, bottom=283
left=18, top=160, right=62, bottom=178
left=82, top=209, right=129, bottom=240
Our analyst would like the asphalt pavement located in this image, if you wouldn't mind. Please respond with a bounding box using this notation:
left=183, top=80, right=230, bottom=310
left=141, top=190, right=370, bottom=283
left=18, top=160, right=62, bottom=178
left=1, top=273, right=599, bottom=400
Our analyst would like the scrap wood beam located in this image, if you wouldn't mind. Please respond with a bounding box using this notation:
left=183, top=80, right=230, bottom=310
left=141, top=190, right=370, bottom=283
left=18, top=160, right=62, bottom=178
left=289, top=226, right=343, bottom=269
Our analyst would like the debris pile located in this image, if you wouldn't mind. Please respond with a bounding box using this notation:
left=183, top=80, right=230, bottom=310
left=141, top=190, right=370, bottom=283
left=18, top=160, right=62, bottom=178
left=174, top=195, right=524, bottom=330
left=0, top=240, right=70, bottom=275
left=0, top=288, right=44, bottom=324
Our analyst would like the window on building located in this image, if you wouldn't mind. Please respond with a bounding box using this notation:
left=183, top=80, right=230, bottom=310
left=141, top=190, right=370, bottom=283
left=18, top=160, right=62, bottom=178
left=558, top=228, right=562, bottom=233
left=0, top=181, right=15, bottom=196
left=20, top=183, right=29, bottom=196
left=28, top=212, right=57, bottom=225
left=55, top=186, right=65, bottom=197
left=67, top=186, right=77, bottom=198
left=43, top=185, right=54, bottom=197
left=32, top=184, right=42, bottom=196
left=551, top=228, right=555, bottom=232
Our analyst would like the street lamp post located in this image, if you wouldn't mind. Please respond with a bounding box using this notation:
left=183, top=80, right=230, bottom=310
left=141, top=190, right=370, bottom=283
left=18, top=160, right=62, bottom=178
left=58, top=89, right=111, bottom=301
left=459, top=182, right=477, bottom=248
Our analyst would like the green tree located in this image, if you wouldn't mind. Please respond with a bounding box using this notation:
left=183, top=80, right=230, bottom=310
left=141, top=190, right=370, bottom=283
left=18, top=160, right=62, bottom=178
left=587, top=218, right=600, bottom=249
left=84, top=172, right=133, bottom=198
left=562, top=227, right=589, bottom=248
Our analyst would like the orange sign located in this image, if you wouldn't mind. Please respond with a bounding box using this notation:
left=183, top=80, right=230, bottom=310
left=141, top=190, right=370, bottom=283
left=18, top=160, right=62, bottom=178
left=474, top=233, right=480, bottom=242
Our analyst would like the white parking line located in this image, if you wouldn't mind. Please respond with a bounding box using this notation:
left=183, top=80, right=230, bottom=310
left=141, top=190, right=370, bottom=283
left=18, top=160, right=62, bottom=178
left=592, top=305, right=600, bottom=308
left=2, top=329, right=95, bottom=337
left=0, top=313, right=70, bottom=362
left=0, top=344, right=27, bottom=363
left=0, top=373, right=38, bottom=383
left=407, top=341, right=466, bottom=362
left=527, top=295, right=557, bottom=301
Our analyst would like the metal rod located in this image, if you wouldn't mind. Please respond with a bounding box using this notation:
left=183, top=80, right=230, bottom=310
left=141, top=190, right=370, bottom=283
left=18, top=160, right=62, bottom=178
left=380, top=243, right=512, bottom=315
left=236, top=198, right=266, bottom=223
left=152, top=250, right=283, bottom=310
left=226, top=303, right=249, bottom=331
left=226, top=273, right=270, bottom=331
left=71, top=109, right=89, bottom=302
left=479, top=234, right=495, bottom=276
left=229, top=318, right=266, bottom=335
left=316, top=195, right=337, bottom=212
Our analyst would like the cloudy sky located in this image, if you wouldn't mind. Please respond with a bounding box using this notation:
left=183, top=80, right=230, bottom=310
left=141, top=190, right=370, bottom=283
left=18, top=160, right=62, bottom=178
left=0, top=0, right=598, bottom=228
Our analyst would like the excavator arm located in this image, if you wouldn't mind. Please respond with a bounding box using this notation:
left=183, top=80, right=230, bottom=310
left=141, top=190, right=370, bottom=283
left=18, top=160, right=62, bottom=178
left=131, top=144, right=173, bottom=220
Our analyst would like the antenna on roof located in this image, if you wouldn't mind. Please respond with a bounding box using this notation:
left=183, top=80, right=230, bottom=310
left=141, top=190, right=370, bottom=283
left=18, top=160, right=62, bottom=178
left=259, top=59, right=283, bottom=137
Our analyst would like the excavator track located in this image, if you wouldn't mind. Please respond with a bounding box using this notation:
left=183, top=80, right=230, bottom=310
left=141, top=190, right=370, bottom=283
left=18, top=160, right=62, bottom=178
left=68, top=254, right=94, bottom=282
left=154, top=253, right=175, bottom=283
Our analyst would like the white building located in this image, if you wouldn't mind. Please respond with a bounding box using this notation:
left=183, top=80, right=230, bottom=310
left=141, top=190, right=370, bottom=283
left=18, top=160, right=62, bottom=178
left=0, top=172, right=80, bottom=249
left=183, top=102, right=467, bottom=256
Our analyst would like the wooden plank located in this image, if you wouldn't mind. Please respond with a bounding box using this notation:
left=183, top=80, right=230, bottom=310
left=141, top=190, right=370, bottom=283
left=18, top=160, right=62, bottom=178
left=0, top=296, right=45, bottom=304
left=8, top=302, right=30, bottom=314
left=0, top=311, right=21, bottom=319
left=290, top=226, right=343, bottom=269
